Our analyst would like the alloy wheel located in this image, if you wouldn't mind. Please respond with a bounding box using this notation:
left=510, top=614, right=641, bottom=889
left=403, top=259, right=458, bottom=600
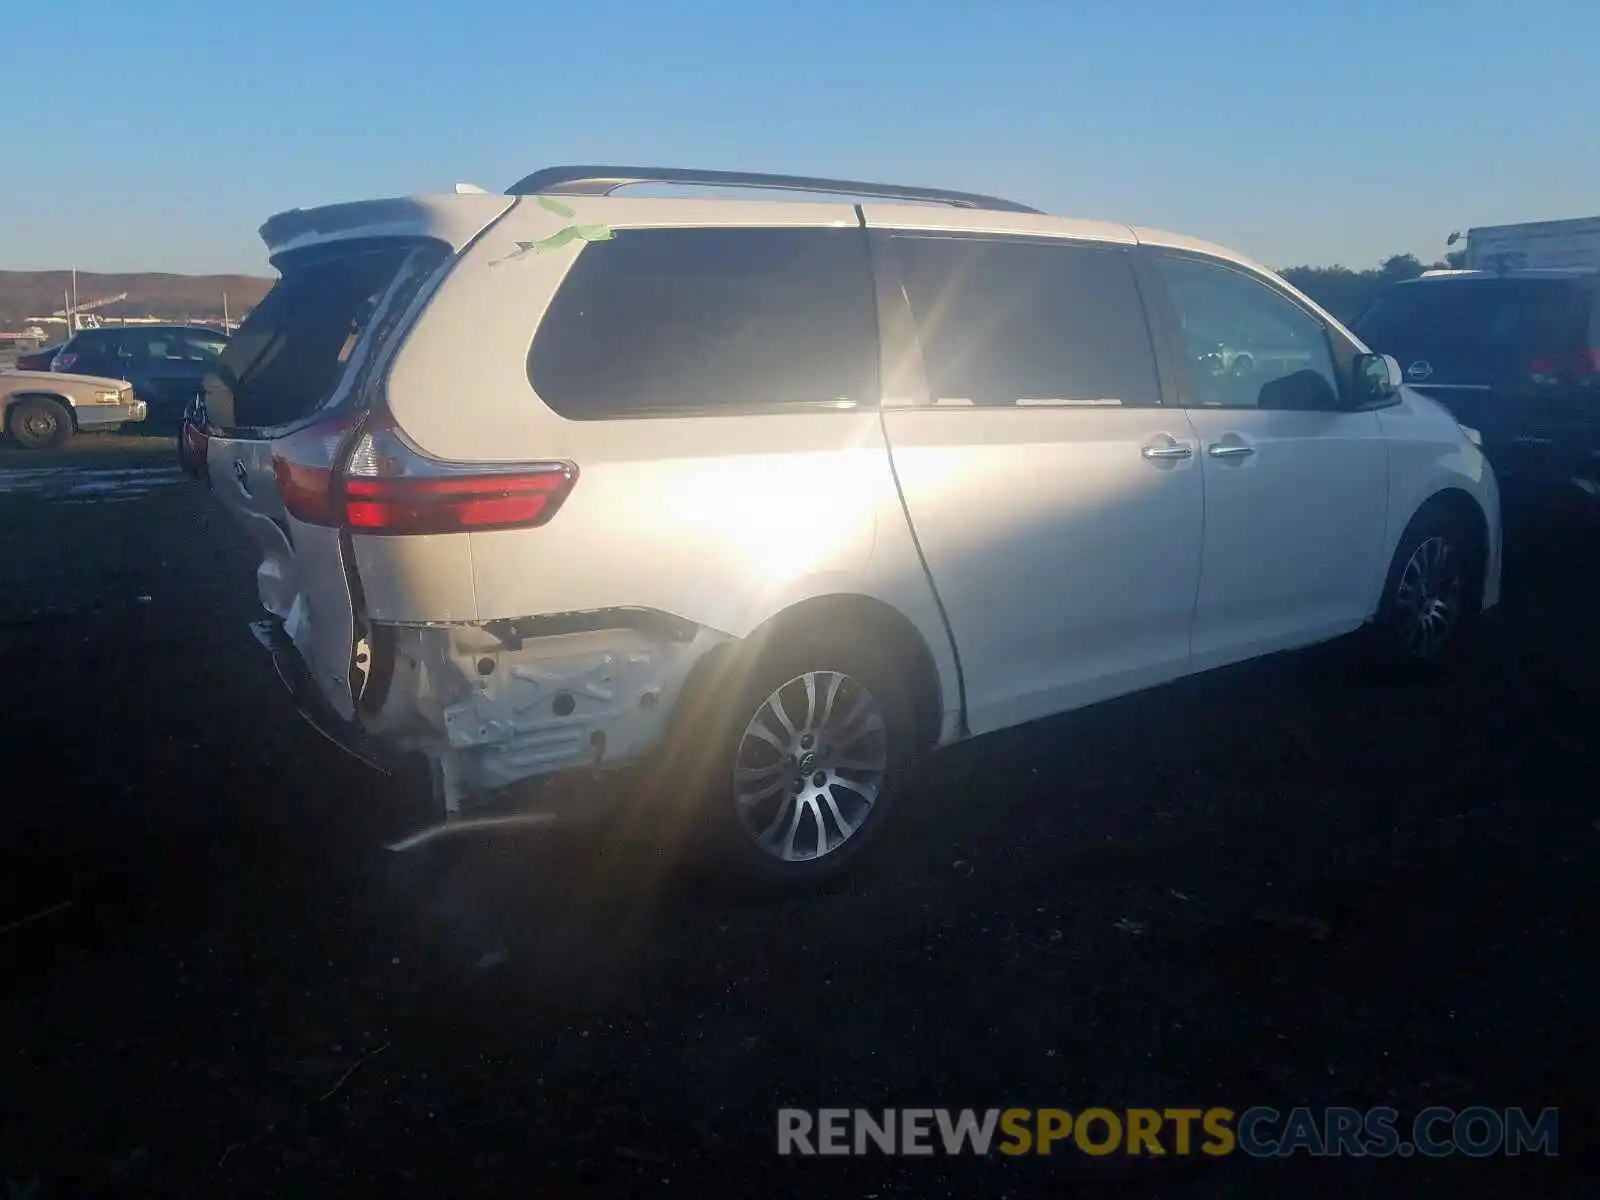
left=1394, top=534, right=1464, bottom=659
left=733, top=670, right=889, bottom=863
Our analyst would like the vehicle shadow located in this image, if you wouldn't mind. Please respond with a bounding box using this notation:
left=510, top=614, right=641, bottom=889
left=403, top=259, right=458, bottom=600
left=0, top=428, right=175, bottom=467
left=352, top=501, right=1599, bottom=975
left=4, top=479, right=1592, bottom=980
left=1, top=451, right=1594, bottom=1197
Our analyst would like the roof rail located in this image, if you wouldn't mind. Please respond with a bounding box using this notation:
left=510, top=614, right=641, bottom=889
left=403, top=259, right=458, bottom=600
left=504, top=165, right=1045, bottom=214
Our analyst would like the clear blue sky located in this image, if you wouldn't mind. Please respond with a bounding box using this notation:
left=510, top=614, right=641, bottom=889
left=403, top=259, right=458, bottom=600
left=1, top=0, right=1593, bottom=276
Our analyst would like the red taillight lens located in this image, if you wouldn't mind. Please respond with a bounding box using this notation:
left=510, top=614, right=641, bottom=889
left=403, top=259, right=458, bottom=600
left=342, top=471, right=573, bottom=533
left=1531, top=349, right=1600, bottom=378
left=272, top=411, right=577, bottom=535
left=271, top=413, right=366, bottom=526
left=274, top=458, right=341, bottom=524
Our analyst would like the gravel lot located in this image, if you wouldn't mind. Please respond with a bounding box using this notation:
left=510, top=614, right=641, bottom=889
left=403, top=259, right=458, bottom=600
left=1, top=434, right=1593, bottom=1197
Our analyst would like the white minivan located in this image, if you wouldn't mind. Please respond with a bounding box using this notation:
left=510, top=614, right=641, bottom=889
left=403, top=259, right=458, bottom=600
left=187, top=166, right=1502, bottom=886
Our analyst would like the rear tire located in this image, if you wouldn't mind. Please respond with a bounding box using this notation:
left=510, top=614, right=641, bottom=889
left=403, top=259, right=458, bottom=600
left=7, top=396, right=73, bottom=450
left=1366, top=503, right=1480, bottom=680
left=676, top=626, right=921, bottom=893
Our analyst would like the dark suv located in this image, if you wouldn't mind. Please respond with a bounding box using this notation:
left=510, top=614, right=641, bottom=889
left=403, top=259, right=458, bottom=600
left=1352, top=270, right=1599, bottom=508
left=52, top=324, right=229, bottom=426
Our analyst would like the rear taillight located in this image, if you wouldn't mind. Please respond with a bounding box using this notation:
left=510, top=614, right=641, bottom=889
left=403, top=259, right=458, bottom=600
left=271, top=413, right=366, bottom=526
left=1530, top=349, right=1600, bottom=379
left=180, top=420, right=209, bottom=479
left=341, top=413, right=577, bottom=534
left=342, top=472, right=574, bottom=533
left=53, top=352, right=77, bottom=371
left=273, top=412, right=577, bottom=535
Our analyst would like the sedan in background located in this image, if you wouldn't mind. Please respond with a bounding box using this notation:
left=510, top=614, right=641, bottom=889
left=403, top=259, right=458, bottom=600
left=11, top=344, right=63, bottom=372
left=1, top=369, right=147, bottom=448
left=52, top=324, right=229, bottom=427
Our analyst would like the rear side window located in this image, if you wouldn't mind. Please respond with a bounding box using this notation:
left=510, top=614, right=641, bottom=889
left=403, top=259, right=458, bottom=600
left=62, top=329, right=116, bottom=359
left=202, top=242, right=445, bottom=433
left=889, top=235, right=1161, bottom=407
left=120, top=334, right=178, bottom=362
left=528, top=227, right=878, bottom=419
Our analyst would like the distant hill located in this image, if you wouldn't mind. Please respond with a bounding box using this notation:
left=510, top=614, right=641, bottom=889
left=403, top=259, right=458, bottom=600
left=0, top=270, right=275, bottom=332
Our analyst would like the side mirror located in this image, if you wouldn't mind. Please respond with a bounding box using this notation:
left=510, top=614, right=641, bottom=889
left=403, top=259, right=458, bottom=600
left=1355, top=352, right=1402, bottom=406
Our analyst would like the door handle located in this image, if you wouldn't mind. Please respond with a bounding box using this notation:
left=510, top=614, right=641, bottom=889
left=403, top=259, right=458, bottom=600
left=1208, top=442, right=1255, bottom=458
left=1141, top=443, right=1194, bottom=460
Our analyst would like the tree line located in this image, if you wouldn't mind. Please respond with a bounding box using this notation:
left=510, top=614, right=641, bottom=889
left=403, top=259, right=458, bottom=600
left=1278, top=249, right=1467, bottom=325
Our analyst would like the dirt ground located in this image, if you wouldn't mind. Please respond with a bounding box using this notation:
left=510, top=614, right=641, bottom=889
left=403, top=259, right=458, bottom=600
left=0, top=434, right=1594, bottom=1197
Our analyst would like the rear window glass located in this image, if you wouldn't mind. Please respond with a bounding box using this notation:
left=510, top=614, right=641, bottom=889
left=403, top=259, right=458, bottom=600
left=528, top=227, right=878, bottom=419
left=1354, top=284, right=1483, bottom=353
left=1354, top=280, right=1591, bottom=376
left=1498, top=285, right=1593, bottom=359
left=201, top=242, right=443, bottom=432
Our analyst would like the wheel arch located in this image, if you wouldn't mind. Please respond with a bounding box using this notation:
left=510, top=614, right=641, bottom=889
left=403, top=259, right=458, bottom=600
left=676, top=592, right=948, bottom=753
left=1399, top=487, right=1492, bottom=614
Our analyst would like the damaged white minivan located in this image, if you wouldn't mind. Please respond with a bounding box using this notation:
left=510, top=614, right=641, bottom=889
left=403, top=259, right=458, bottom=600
left=188, top=166, right=1502, bottom=886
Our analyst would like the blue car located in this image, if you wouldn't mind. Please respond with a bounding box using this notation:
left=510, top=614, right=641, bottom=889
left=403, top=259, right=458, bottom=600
left=52, top=324, right=229, bottom=427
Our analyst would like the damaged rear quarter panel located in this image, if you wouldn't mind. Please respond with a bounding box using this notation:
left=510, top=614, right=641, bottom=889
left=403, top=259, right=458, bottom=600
left=457, top=416, right=964, bottom=745
left=350, top=533, right=478, bottom=623
left=465, top=422, right=889, bottom=638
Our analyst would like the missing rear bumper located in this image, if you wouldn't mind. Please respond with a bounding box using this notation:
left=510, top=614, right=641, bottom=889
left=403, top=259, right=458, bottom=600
left=254, top=609, right=729, bottom=847
left=250, top=619, right=396, bottom=777
left=362, top=617, right=728, bottom=800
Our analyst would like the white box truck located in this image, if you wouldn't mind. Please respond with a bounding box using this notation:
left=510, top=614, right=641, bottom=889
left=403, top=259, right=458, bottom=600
left=1462, top=216, right=1600, bottom=272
